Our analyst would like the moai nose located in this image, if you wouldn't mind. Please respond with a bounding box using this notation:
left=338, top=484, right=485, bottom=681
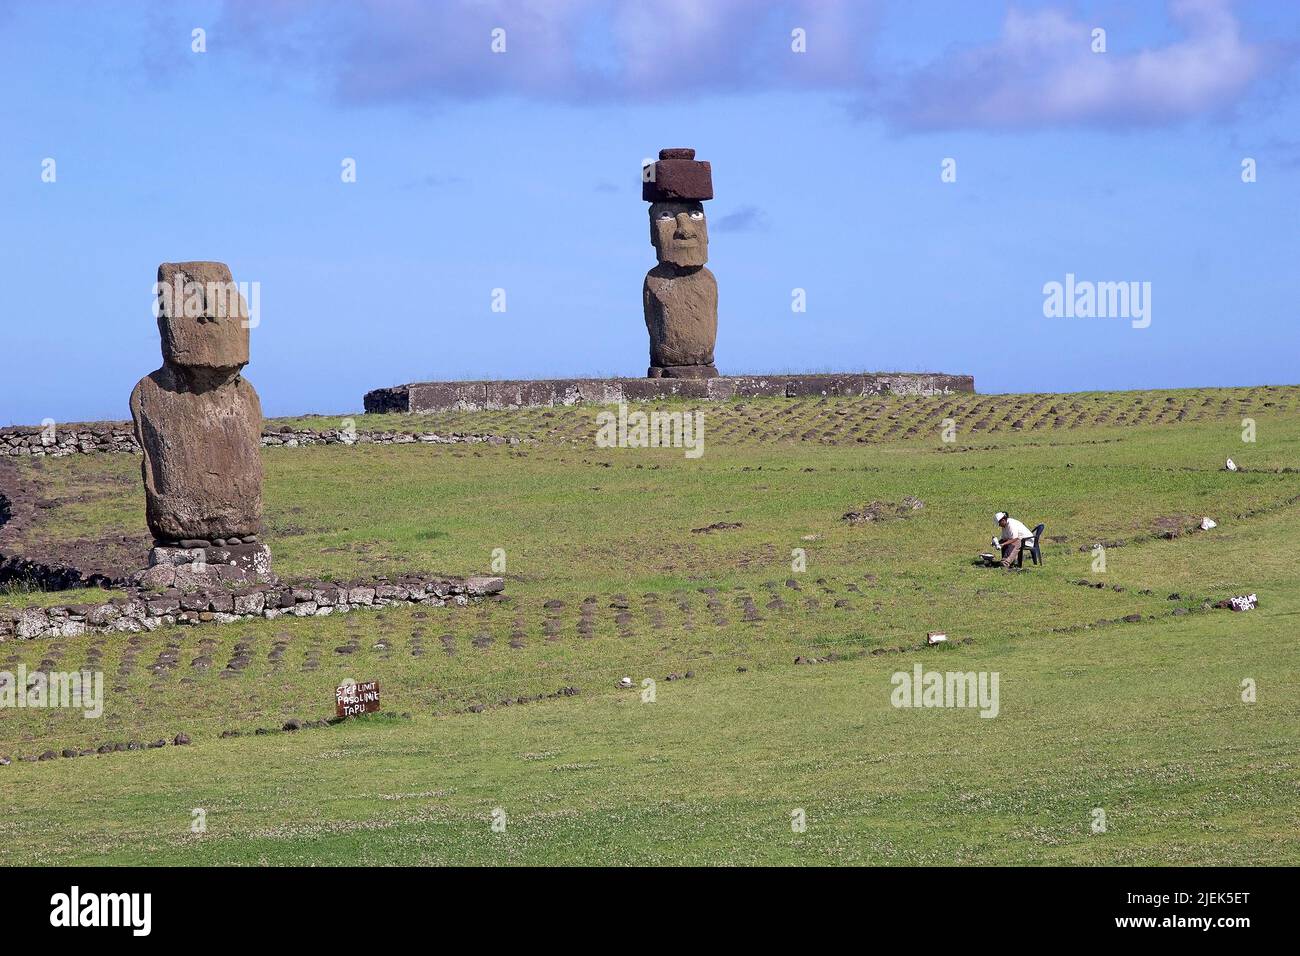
left=675, top=212, right=696, bottom=236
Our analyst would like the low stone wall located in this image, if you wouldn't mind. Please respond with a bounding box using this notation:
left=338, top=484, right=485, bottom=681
left=364, top=371, right=976, bottom=414
left=260, top=427, right=519, bottom=448
left=0, top=574, right=505, bottom=640
left=0, top=424, right=520, bottom=457
left=0, top=423, right=138, bottom=457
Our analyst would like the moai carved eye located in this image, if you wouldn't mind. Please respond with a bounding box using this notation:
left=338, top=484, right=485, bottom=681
left=689, top=211, right=704, bottom=220
left=658, top=211, right=675, bottom=220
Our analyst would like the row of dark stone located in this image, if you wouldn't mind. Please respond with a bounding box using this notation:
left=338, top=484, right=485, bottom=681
left=152, top=534, right=260, bottom=549
left=0, top=714, right=408, bottom=768
left=0, top=733, right=190, bottom=766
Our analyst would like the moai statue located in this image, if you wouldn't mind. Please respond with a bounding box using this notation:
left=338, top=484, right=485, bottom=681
left=643, top=148, right=719, bottom=378
left=130, top=261, right=271, bottom=585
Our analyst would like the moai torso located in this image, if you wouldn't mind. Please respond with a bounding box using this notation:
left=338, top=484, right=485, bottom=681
left=643, top=264, right=717, bottom=371
left=131, top=367, right=263, bottom=542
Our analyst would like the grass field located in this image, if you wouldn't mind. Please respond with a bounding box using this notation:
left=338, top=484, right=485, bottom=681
left=1, top=386, right=1298, bottom=865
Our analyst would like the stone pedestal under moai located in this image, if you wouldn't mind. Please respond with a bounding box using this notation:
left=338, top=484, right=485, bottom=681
left=642, top=148, right=718, bottom=379
left=130, top=261, right=272, bottom=588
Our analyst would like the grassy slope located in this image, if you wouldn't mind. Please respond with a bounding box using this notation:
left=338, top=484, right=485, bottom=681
left=1, top=387, right=1298, bottom=864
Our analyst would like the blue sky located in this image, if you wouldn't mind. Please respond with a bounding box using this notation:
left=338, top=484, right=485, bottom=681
left=2, top=0, right=1298, bottom=424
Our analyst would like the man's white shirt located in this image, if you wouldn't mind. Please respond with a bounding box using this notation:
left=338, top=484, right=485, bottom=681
left=1000, top=518, right=1033, bottom=541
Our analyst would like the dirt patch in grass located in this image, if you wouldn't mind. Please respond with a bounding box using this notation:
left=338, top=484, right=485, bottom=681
left=0, top=462, right=149, bottom=589
left=842, top=496, right=925, bottom=524
left=691, top=522, right=743, bottom=534
left=1151, top=515, right=1198, bottom=539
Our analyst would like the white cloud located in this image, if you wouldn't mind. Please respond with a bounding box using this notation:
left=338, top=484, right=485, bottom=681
left=878, top=0, right=1268, bottom=130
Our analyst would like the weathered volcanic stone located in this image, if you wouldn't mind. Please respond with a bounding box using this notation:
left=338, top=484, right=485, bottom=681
left=130, top=262, right=264, bottom=544
left=644, top=264, right=718, bottom=375
left=643, top=148, right=713, bottom=202
left=135, top=542, right=274, bottom=589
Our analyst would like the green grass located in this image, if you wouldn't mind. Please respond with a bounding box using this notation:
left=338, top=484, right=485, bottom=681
left=1, top=386, right=1298, bottom=864
left=267, top=383, right=1299, bottom=444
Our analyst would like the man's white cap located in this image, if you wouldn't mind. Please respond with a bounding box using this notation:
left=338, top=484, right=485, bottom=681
left=994, top=512, right=1007, bottom=523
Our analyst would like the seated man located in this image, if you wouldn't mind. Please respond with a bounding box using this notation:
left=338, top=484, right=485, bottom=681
left=993, top=511, right=1035, bottom=569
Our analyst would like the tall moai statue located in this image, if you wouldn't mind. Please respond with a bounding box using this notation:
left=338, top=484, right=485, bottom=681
left=642, top=148, right=719, bottom=378
left=130, top=261, right=271, bottom=584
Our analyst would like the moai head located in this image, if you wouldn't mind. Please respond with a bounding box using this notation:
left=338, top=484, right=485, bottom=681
left=649, top=201, right=708, bottom=267
left=643, top=148, right=712, bottom=269
left=154, top=261, right=250, bottom=372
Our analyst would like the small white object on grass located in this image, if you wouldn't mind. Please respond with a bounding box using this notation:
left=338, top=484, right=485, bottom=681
left=1226, top=458, right=1238, bottom=472
left=618, top=676, right=633, bottom=688
left=1200, top=517, right=1217, bottom=531
left=927, top=632, right=948, bottom=645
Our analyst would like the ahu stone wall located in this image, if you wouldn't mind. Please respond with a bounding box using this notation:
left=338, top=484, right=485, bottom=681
left=365, top=371, right=976, bottom=414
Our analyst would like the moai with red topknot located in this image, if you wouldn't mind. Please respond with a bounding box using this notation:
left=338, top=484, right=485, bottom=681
left=642, top=148, right=719, bottom=378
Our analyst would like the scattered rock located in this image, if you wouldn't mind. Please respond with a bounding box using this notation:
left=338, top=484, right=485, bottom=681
left=1215, top=593, right=1257, bottom=612
left=690, top=522, right=742, bottom=534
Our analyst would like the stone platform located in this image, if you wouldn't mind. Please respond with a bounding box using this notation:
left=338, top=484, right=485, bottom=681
left=134, top=542, right=275, bottom=590
left=364, top=372, right=975, bottom=414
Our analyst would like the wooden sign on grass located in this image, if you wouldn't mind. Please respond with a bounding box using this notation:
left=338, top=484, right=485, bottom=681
left=336, top=680, right=381, bottom=718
